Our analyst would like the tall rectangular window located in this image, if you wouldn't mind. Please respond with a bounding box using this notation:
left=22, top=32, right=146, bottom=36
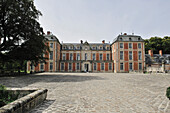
left=70, top=53, right=73, bottom=60
left=50, top=43, right=53, bottom=48
left=77, top=53, right=80, bottom=60
left=109, top=63, right=112, bottom=70
left=139, top=63, right=142, bottom=70
left=129, top=63, right=132, bottom=70
left=77, top=63, right=79, bottom=70
left=85, top=53, right=87, bottom=60
left=120, top=51, right=123, bottom=60
left=120, top=43, right=123, bottom=48
left=61, top=63, right=64, bottom=70
left=50, top=51, right=53, bottom=60
left=107, top=53, right=110, bottom=60
left=129, top=43, right=132, bottom=48
left=100, top=53, right=103, bottom=60
left=101, top=63, right=104, bottom=70
left=138, top=43, right=141, bottom=49
left=129, top=51, right=132, bottom=60
left=94, top=63, right=97, bottom=70
left=120, top=63, right=123, bottom=70
left=62, top=53, right=66, bottom=60
left=50, top=62, right=53, bottom=70
left=93, top=53, right=96, bottom=60
left=138, top=51, right=142, bottom=60
left=40, top=63, right=44, bottom=71
left=69, top=63, right=72, bottom=70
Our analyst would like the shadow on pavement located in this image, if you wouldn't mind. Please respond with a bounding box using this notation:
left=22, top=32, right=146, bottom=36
left=0, top=73, right=105, bottom=88
left=29, top=99, right=55, bottom=113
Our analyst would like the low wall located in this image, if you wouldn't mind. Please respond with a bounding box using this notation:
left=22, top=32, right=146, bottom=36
left=0, top=88, right=48, bottom=113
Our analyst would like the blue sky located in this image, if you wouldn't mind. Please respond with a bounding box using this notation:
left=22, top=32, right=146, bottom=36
left=34, top=0, right=170, bottom=43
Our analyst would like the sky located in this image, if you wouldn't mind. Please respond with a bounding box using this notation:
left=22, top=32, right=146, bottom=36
left=34, top=0, right=170, bottom=43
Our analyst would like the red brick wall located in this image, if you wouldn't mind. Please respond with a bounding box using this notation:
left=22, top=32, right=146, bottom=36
left=103, top=53, right=106, bottom=60
left=45, top=62, right=48, bottom=71
left=96, top=53, right=99, bottom=60
left=124, top=43, right=128, bottom=49
left=124, top=51, right=128, bottom=61
left=73, top=53, right=76, bottom=60
left=133, top=51, right=138, bottom=61
left=65, top=62, right=68, bottom=71
left=133, top=43, right=137, bottom=49
left=125, top=62, right=128, bottom=72
left=134, top=62, right=138, bottom=70
left=105, top=63, right=108, bottom=71
left=35, top=64, right=39, bottom=71
left=73, top=63, right=75, bottom=71
left=97, top=63, right=100, bottom=71
left=66, top=53, right=69, bottom=60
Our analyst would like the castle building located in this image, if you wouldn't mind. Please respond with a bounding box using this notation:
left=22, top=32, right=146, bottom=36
left=27, top=32, right=145, bottom=73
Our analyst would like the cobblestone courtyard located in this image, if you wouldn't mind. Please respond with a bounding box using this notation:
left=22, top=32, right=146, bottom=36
left=0, top=73, right=170, bottom=113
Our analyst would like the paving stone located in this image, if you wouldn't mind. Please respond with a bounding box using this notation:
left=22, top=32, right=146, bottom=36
left=0, top=73, right=169, bottom=112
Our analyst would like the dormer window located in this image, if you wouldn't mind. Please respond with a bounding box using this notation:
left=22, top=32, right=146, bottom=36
left=120, top=38, right=122, bottom=41
left=129, top=37, right=132, bottom=41
left=93, top=47, right=96, bottom=50
left=51, top=37, right=54, bottom=39
left=107, top=47, right=110, bottom=50
left=138, top=38, right=140, bottom=40
left=77, top=46, right=80, bottom=49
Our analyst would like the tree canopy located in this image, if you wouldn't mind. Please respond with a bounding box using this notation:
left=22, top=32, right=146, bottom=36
left=145, top=36, right=170, bottom=54
left=0, top=0, right=48, bottom=73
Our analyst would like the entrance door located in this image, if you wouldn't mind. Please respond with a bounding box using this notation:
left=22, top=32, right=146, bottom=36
left=84, top=64, right=89, bottom=72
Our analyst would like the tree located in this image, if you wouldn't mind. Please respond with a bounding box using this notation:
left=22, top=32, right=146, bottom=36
left=0, top=0, right=48, bottom=73
left=144, top=36, right=170, bottom=54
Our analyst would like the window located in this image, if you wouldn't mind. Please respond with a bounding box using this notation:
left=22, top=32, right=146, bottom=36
left=40, top=63, right=44, bottom=71
left=138, top=51, right=142, bottom=60
left=50, top=62, right=53, bottom=70
left=94, top=63, right=97, bottom=70
left=138, top=43, right=141, bottom=49
left=77, top=46, right=80, bottom=50
left=77, top=63, right=80, bottom=70
left=120, top=63, right=123, bottom=70
left=100, top=53, right=103, bottom=60
left=63, top=46, right=66, bottom=49
left=93, top=47, right=96, bottom=50
left=61, top=63, right=64, bottom=70
left=70, top=53, right=73, bottom=60
left=77, top=53, right=80, bottom=60
left=107, top=47, right=110, bottom=50
left=129, top=38, right=132, bottom=41
left=85, top=53, right=87, bottom=60
left=129, top=51, right=132, bottom=60
left=62, top=53, right=66, bottom=60
left=100, top=47, right=102, bottom=50
left=101, top=63, right=104, bottom=70
left=129, top=43, right=132, bottom=48
left=120, top=51, right=123, bottom=60
left=107, top=54, right=110, bottom=60
left=109, top=63, right=112, bottom=70
left=139, top=63, right=142, bottom=70
left=93, top=53, right=96, bottom=60
left=129, top=63, right=132, bottom=70
left=69, top=63, right=72, bottom=70
left=50, top=51, right=53, bottom=60
left=50, top=43, right=53, bottom=48
left=120, top=43, right=123, bottom=48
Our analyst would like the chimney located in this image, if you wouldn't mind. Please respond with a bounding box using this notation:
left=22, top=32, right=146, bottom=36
left=124, top=33, right=127, bottom=35
left=47, top=31, right=51, bottom=35
left=80, top=40, right=83, bottom=44
left=159, top=50, right=162, bottom=56
left=148, top=50, right=153, bottom=57
left=102, top=40, right=105, bottom=44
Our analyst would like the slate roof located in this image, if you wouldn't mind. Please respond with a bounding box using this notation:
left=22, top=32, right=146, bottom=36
left=112, top=34, right=144, bottom=44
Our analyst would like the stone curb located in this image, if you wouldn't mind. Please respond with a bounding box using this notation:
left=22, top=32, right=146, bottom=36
left=0, top=88, right=48, bottom=113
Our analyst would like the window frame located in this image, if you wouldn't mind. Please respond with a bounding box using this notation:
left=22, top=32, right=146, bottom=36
left=120, top=51, right=123, bottom=60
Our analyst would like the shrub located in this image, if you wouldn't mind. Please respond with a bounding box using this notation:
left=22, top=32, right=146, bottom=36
left=0, top=84, right=18, bottom=107
left=166, top=87, right=170, bottom=100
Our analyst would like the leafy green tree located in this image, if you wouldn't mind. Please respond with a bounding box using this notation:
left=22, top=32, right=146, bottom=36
left=162, top=36, right=170, bottom=54
left=0, top=0, right=48, bottom=73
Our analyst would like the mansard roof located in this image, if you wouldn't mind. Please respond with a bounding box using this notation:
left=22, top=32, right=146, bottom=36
left=44, top=34, right=60, bottom=43
left=112, top=34, right=144, bottom=44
